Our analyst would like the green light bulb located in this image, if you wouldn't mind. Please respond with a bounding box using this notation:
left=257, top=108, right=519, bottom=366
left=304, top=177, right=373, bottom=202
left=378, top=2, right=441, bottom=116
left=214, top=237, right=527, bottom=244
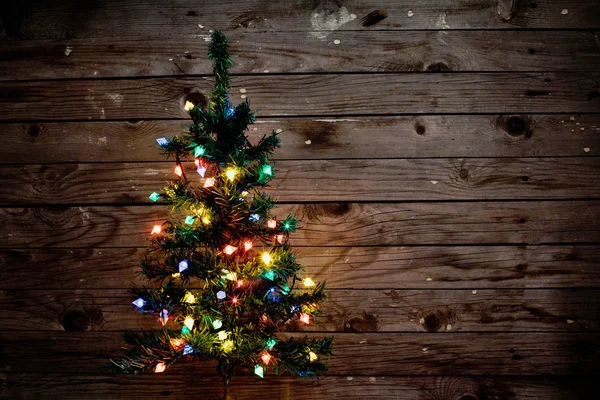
left=254, top=365, right=264, bottom=378
left=264, top=270, right=275, bottom=281
left=185, top=216, right=195, bottom=225
left=181, top=326, right=191, bottom=335
left=149, top=192, right=160, bottom=202
left=266, top=338, right=277, bottom=350
left=262, top=165, right=272, bottom=176
left=194, top=146, right=206, bottom=157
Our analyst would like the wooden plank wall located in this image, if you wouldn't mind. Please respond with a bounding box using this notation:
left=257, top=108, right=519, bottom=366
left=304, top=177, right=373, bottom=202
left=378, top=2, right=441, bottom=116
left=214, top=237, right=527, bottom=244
left=1, top=0, right=600, bottom=398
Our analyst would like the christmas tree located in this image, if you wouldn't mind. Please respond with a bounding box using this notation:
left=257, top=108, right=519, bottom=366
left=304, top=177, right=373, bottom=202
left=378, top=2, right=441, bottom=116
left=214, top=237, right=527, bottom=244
left=110, top=30, right=333, bottom=393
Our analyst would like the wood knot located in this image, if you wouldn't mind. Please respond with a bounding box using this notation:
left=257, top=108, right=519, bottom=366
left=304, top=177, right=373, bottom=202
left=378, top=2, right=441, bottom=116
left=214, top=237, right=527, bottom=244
left=414, top=122, right=426, bottom=136
left=184, top=92, right=207, bottom=108
left=528, top=48, right=536, bottom=54
left=459, top=169, right=469, bottom=179
left=505, top=116, right=527, bottom=136
left=62, top=309, right=90, bottom=332
left=28, top=125, right=41, bottom=137
left=425, top=62, right=451, bottom=72
left=423, top=313, right=442, bottom=332
left=519, top=218, right=526, bottom=224
left=361, top=10, right=388, bottom=27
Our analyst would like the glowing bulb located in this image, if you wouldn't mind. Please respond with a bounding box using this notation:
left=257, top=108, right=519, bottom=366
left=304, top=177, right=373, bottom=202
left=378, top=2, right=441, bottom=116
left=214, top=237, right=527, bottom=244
left=184, top=101, right=195, bottom=111
left=213, top=319, right=223, bottom=329
left=156, top=137, right=169, bottom=146
left=309, top=351, right=318, bottom=362
left=275, top=234, right=284, bottom=244
left=250, top=214, right=260, bottom=222
left=174, top=165, right=183, bottom=176
left=204, top=177, right=215, bottom=188
left=185, top=215, right=195, bottom=225
left=218, top=331, right=228, bottom=340
left=149, top=192, right=160, bottom=202
left=132, top=298, right=145, bottom=308
left=224, top=245, right=237, bottom=255
left=232, top=297, right=238, bottom=304
left=225, top=168, right=236, bottom=181
left=237, top=279, right=244, bottom=288
left=222, top=339, right=234, bottom=353
left=184, top=317, right=194, bottom=330
left=303, top=278, right=315, bottom=287
left=151, top=225, right=162, bottom=235
left=183, top=344, right=193, bottom=355
left=194, top=145, right=206, bottom=157
left=181, top=326, right=190, bottom=335
left=254, top=365, right=264, bottom=378
left=261, top=352, right=272, bottom=365
left=262, top=253, right=272, bottom=265
left=197, top=165, right=207, bottom=177
left=216, top=291, right=226, bottom=300
left=241, top=191, right=249, bottom=197
left=266, top=338, right=277, bottom=350
left=244, top=240, right=253, bottom=251
left=155, top=362, right=166, bottom=373
left=264, top=270, right=275, bottom=281
left=159, top=309, right=169, bottom=326
left=224, top=270, right=236, bottom=281
left=299, top=313, right=310, bottom=325
left=170, top=338, right=185, bottom=349
left=267, top=219, right=277, bottom=229
left=179, top=260, right=189, bottom=272
left=183, top=292, right=195, bottom=304
left=202, top=216, right=210, bottom=224
left=262, top=165, right=272, bottom=176
left=172, top=272, right=181, bottom=278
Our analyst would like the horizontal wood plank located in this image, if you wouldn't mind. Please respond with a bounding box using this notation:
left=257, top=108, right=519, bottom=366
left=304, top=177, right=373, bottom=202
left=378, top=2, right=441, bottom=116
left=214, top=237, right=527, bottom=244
left=3, top=115, right=599, bottom=163
left=2, top=158, right=599, bottom=205
left=1, top=202, right=598, bottom=248
left=3, top=31, right=600, bottom=80
left=1, top=73, right=599, bottom=121
left=3, top=0, right=599, bottom=40
left=3, top=245, right=599, bottom=290
left=2, top=288, right=597, bottom=333
left=2, top=373, right=594, bottom=400
left=2, top=331, right=599, bottom=375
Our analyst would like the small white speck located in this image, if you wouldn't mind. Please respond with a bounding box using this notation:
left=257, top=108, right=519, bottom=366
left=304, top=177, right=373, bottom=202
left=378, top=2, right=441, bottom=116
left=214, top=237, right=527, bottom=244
left=369, top=377, right=376, bottom=383
left=198, top=24, right=204, bottom=28
left=209, top=29, right=214, bottom=33
left=446, top=324, right=452, bottom=331
left=347, top=376, right=353, bottom=381
left=561, top=9, right=569, bottom=15
left=584, top=147, right=591, bottom=152
left=567, top=319, right=575, bottom=324
left=426, top=278, right=433, bottom=281
left=333, top=39, right=340, bottom=44
left=264, top=70, right=270, bottom=73
left=253, top=127, right=257, bottom=131
left=581, top=127, right=585, bottom=131
left=240, top=88, right=247, bottom=93
left=472, top=290, right=477, bottom=294
left=407, top=10, right=414, bottom=17
left=168, top=58, right=173, bottom=61
left=576, top=122, right=581, bottom=125
left=419, top=317, right=425, bottom=324
left=570, top=116, right=575, bottom=120
left=240, top=94, right=246, bottom=99
left=422, top=348, right=428, bottom=353
left=430, top=180, right=438, bottom=184
left=305, top=139, right=312, bottom=145
left=94, top=71, right=98, bottom=75
left=275, top=128, right=283, bottom=133
left=359, top=339, right=367, bottom=344
left=64, top=46, right=73, bottom=56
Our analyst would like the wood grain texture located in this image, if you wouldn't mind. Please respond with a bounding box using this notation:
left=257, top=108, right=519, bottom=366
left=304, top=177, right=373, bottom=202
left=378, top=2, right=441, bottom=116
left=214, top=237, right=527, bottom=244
left=2, top=158, right=599, bottom=205
left=2, top=288, right=597, bottom=333
left=1, top=202, right=599, bottom=248
left=3, top=115, right=598, bottom=163
left=2, top=374, right=594, bottom=400
left=2, top=331, right=599, bottom=375
left=2, top=0, right=599, bottom=40
left=3, top=31, right=600, bottom=80
left=3, top=245, right=599, bottom=290
left=1, top=73, right=599, bottom=121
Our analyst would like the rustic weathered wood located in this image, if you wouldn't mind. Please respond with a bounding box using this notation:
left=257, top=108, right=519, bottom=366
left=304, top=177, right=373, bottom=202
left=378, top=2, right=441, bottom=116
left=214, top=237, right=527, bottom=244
left=3, top=31, right=600, bottom=81
left=2, top=288, right=597, bottom=332
left=2, top=373, right=594, bottom=400
left=3, top=115, right=598, bottom=163
left=2, top=158, right=599, bottom=205
left=2, top=202, right=598, bottom=248
left=2, top=331, right=599, bottom=375
left=1, top=73, right=599, bottom=121
left=2, top=0, right=598, bottom=40
left=3, top=245, right=599, bottom=290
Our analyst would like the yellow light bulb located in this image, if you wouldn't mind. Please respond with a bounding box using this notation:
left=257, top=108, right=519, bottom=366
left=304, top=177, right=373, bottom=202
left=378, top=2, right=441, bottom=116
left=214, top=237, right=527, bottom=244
left=184, top=101, right=195, bottom=111
left=225, top=168, right=236, bottom=181
left=184, top=317, right=194, bottom=330
left=309, top=351, right=318, bottom=362
left=222, top=339, right=234, bottom=353
left=262, top=253, right=272, bottom=265
left=202, top=216, right=210, bottom=225
left=184, top=292, right=195, bottom=304
left=172, top=272, right=181, bottom=278
left=303, top=278, right=315, bottom=287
